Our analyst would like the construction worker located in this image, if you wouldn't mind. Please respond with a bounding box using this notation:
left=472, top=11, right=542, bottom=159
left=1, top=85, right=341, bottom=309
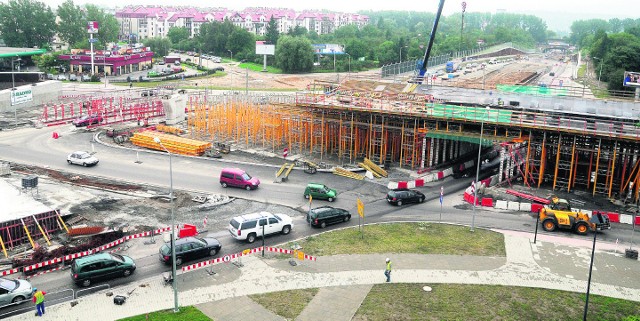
left=32, top=287, right=46, bottom=316
left=384, top=258, right=392, bottom=282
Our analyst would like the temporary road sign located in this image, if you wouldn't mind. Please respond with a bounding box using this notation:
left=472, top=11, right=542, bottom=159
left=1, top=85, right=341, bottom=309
left=357, top=198, right=364, bottom=218
left=223, top=255, right=231, bottom=263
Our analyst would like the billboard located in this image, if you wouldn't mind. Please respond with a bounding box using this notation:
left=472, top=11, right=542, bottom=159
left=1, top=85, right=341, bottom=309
left=623, top=71, right=640, bottom=88
left=87, top=21, right=99, bottom=34
left=312, top=44, right=345, bottom=54
left=255, top=41, right=275, bottom=55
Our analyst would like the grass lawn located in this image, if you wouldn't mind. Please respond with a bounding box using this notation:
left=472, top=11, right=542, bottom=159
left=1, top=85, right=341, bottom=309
left=287, top=222, right=506, bottom=257
left=353, top=284, right=640, bottom=321
left=249, top=288, right=319, bottom=320
left=116, top=306, right=211, bottom=321
left=237, top=62, right=283, bottom=73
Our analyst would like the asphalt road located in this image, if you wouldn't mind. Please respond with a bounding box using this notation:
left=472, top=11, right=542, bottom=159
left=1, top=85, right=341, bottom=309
left=0, top=124, right=635, bottom=317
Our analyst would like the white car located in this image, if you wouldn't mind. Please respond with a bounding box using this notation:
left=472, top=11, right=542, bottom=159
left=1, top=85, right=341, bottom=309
left=228, top=212, right=293, bottom=243
left=0, top=277, right=33, bottom=306
left=67, top=151, right=99, bottom=167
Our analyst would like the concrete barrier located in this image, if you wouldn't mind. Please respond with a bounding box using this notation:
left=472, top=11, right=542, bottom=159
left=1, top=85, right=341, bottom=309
left=495, top=200, right=508, bottom=210
left=507, top=201, right=520, bottom=211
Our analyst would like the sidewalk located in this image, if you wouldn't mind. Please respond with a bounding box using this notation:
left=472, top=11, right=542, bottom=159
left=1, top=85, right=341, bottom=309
left=11, top=230, right=640, bottom=321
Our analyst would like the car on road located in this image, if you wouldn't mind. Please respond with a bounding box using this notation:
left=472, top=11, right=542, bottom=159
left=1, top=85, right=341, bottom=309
left=213, top=67, right=225, bottom=72
left=56, top=74, right=67, bottom=81
left=159, top=236, right=221, bottom=266
left=72, top=114, right=103, bottom=127
left=157, top=61, right=165, bottom=65
left=69, top=74, right=78, bottom=81
left=141, top=89, right=157, bottom=97
left=220, top=168, right=260, bottom=190
left=304, top=183, right=337, bottom=202
left=0, top=277, right=33, bottom=306
left=81, top=74, right=91, bottom=82
left=67, top=151, right=99, bottom=167
left=306, top=206, right=351, bottom=228
left=386, top=188, right=425, bottom=206
left=71, top=253, right=136, bottom=287
left=229, top=212, right=293, bottom=243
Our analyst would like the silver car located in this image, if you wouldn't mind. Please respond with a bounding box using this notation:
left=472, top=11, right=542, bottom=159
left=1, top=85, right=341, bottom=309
left=67, top=151, right=99, bottom=167
left=0, top=278, right=33, bottom=306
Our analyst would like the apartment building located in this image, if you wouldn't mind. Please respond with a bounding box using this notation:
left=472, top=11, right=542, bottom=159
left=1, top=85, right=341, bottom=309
left=115, top=6, right=368, bottom=40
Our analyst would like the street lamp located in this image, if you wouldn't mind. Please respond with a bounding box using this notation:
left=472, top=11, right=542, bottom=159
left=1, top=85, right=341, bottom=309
left=11, top=56, right=21, bottom=127
left=228, top=50, right=233, bottom=61
left=153, top=137, right=179, bottom=313
left=471, top=106, right=490, bottom=232
left=399, top=45, right=408, bottom=63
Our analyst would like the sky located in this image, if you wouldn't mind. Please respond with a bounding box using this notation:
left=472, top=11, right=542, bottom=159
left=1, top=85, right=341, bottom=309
left=37, top=0, right=640, bottom=31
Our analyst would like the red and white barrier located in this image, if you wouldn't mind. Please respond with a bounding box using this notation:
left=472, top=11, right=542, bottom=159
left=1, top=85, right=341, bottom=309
left=23, top=257, right=64, bottom=272
left=63, top=249, right=95, bottom=261
left=181, top=246, right=317, bottom=273
left=26, top=266, right=63, bottom=279
left=0, top=268, right=19, bottom=277
left=387, top=168, right=453, bottom=189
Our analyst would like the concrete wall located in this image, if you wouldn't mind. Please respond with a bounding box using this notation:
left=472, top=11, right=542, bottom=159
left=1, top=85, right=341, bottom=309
left=0, top=81, right=62, bottom=113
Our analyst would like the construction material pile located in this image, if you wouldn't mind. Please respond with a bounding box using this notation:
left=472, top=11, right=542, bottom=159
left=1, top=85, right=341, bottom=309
left=131, top=132, right=212, bottom=156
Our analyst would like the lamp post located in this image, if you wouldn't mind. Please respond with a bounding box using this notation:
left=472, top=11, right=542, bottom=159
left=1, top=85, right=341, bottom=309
left=11, top=56, right=21, bottom=127
left=228, top=50, right=233, bottom=62
left=471, top=106, right=490, bottom=232
left=399, top=45, right=407, bottom=63
left=153, top=137, right=179, bottom=313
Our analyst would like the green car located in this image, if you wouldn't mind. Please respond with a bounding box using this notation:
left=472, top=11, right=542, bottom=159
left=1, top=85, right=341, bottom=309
left=304, top=183, right=337, bottom=202
left=147, top=70, right=158, bottom=77
left=71, top=253, right=136, bottom=287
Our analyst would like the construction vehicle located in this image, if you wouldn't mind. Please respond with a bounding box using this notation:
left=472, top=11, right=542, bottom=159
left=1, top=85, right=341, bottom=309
left=538, top=196, right=611, bottom=235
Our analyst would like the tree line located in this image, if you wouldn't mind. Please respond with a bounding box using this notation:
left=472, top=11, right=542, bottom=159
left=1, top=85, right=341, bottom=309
left=6, top=0, right=637, bottom=79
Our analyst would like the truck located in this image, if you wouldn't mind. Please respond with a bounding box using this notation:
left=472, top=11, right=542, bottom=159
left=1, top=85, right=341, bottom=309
left=538, top=196, right=611, bottom=235
left=445, top=61, right=456, bottom=73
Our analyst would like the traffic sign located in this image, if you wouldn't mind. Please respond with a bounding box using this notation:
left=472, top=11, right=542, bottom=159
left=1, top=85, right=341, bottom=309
left=357, top=198, right=364, bottom=218
left=89, top=38, right=98, bottom=43
left=223, top=255, right=231, bottom=263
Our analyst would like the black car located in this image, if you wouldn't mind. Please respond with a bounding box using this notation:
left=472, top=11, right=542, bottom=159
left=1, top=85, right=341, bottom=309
left=306, top=206, right=351, bottom=228
left=386, top=189, right=425, bottom=206
left=159, top=236, right=221, bottom=266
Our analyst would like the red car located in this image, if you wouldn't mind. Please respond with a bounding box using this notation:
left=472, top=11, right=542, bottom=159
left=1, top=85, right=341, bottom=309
left=73, top=114, right=103, bottom=127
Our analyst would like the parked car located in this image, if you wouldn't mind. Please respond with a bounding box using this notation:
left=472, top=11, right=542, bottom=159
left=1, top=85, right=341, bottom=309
left=213, top=67, right=225, bottom=72
left=56, top=74, right=67, bottom=81
left=67, top=151, right=99, bottom=167
left=158, top=236, right=221, bottom=266
left=0, top=277, right=33, bottom=306
left=157, top=61, right=165, bottom=65
left=70, top=253, right=136, bottom=287
left=229, top=212, right=293, bottom=243
left=304, top=183, right=337, bottom=202
left=386, top=189, right=425, bottom=206
left=141, top=89, right=157, bottom=97
left=81, top=74, right=91, bottom=82
left=46, top=73, right=55, bottom=80
left=69, top=74, right=78, bottom=81
left=72, top=114, right=103, bottom=127
left=220, top=168, right=260, bottom=190
left=306, top=206, right=351, bottom=228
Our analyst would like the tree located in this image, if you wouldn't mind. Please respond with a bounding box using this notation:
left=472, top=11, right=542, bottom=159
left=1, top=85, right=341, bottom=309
left=0, top=0, right=56, bottom=48
left=287, top=26, right=308, bottom=37
left=167, top=27, right=190, bottom=45
left=56, top=0, right=86, bottom=46
left=275, top=35, right=314, bottom=73
left=143, top=37, right=171, bottom=57
left=265, top=17, right=279, bottom=44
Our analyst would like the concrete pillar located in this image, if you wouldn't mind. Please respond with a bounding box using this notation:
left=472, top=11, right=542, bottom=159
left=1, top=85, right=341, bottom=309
left=434, top=138, right=440, bottom=166
left=429, top=138, right=435, bottom=167
left=420, top=136, right=427, bottom=169
left=443, top=139, right=448, bottom=163
left=498, top=145, right=506, bottom=183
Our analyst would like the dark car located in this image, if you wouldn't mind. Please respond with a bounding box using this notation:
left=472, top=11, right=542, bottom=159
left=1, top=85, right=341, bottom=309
left=71, top=253, right=136, bottom=287
left=141, top=89, right=157, bottom=97
left=306, top=206, right=351, bottom=228
left=386, top=189, right=425, bottom=206
left=72, top=114, right=103, bottom=127
left=159, top=236, right=221, bottom=266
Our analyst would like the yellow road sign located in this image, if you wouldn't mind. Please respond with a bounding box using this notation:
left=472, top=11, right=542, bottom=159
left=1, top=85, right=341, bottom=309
left=357, top=198, right=364, bottom=217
